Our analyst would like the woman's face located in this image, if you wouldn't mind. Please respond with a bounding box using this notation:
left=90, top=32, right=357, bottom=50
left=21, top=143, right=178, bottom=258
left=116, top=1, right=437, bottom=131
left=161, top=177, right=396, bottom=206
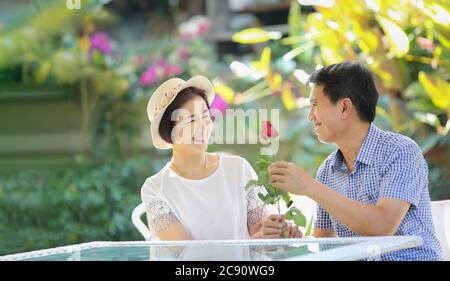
left=171, top=95, right=213, bottom=151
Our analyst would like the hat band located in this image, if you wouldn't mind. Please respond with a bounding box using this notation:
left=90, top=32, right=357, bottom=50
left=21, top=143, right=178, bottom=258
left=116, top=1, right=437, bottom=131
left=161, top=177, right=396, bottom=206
left=152, top=83, right=183, bottom=118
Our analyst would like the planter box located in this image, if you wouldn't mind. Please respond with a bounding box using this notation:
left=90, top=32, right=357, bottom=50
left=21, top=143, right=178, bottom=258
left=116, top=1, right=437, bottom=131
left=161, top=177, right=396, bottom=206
left=0, top=84, right=84, bottom=160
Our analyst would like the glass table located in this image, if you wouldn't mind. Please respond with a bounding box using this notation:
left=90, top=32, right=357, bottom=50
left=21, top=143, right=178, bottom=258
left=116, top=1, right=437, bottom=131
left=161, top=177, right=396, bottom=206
left=0, top=236, right=422, bottom=261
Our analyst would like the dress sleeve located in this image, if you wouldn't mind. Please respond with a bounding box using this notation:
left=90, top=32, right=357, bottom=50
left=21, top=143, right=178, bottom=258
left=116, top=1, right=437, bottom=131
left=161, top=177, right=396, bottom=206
left=242, top=158, right=271, bottom=226
left=246, top=185, right=271, bottom=226
left=141, top=181, right=180, bottom=239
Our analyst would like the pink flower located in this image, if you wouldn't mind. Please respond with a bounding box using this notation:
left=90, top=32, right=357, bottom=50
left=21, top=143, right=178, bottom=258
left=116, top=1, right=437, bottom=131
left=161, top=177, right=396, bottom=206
left=139, top=65, right=158, bottom=86
left=416, top=37, right=435, bottom=51
left=210, top=94, right=229, bottom=118
left=260, top=121, right=279, bottom=140
left=139, top=60, right=183, bottom=87
left=272, top=90, right=281, bottom=97
left=179, top=16, right=210, bottom=41
left=90, top=32, right=112, bottom=54
left=135, top=55, right=145, bottom=66
left=197, top=20, right=210, bottom=35
left=177, top=48, right=189, bottom=61
left=163, top=64, right=183, bottom=77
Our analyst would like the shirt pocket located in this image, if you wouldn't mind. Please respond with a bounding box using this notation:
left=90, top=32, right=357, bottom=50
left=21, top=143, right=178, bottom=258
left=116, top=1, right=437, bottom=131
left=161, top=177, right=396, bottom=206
left=357, top=175, right=380, bottom=205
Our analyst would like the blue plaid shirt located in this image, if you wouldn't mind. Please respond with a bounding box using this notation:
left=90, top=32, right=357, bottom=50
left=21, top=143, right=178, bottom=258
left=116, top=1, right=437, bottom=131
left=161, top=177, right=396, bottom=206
left=314, top=123, right=442, bottom=260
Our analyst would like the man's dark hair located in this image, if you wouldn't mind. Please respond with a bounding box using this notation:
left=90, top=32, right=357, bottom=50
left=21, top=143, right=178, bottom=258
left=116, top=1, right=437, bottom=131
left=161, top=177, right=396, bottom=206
left=159, top=87, right=210, bottom=144
left=307, top=61, right=379, bottom=122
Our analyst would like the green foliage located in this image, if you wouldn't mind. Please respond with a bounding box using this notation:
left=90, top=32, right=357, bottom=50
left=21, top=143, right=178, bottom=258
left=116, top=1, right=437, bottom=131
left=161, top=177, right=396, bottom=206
left=0, top=155, right=155, bottom=255
left=231, top=0, right=449, bottom=200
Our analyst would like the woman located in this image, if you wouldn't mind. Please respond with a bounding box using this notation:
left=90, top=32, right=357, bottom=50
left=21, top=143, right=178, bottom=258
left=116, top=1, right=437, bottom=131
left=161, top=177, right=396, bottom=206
left=141, top=75, right=301, bottom=240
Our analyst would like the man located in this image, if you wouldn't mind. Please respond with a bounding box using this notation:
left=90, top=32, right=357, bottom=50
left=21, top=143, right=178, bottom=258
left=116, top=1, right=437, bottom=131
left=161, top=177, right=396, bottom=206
left=268, top=62, right=442, bottom=260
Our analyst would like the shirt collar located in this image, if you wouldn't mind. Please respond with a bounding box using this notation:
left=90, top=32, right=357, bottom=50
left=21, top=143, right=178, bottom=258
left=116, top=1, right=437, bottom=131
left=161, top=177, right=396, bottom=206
left=330, top=123, right=381, bottom=173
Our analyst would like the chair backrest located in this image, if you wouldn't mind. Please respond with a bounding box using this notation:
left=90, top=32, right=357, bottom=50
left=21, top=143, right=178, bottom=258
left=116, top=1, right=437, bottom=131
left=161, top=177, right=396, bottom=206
left=131, top=203, right=151, bottom=241
left=431, top=200, right=450, bottom=260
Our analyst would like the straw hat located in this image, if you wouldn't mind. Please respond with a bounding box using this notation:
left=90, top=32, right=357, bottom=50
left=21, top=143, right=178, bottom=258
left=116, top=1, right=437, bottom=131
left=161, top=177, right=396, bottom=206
left=146, top=75, right=215, bottom=149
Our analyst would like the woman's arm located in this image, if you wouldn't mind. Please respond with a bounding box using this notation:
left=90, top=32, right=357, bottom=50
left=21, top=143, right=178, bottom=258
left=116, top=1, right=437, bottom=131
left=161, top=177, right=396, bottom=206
left=158, top=222, right=191, bottom=240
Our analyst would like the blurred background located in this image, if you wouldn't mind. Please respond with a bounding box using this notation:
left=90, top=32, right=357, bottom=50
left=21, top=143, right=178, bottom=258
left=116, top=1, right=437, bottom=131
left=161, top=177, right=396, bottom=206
left=0, top=0, right=448, bottom=255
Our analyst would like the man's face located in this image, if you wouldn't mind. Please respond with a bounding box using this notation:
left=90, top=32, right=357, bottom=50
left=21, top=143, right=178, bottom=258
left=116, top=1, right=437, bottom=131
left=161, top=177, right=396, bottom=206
left=308, top=84, right=343, bottom=144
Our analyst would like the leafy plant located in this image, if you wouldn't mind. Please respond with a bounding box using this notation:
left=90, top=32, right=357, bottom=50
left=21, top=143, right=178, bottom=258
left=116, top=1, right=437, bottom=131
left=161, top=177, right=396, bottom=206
left=245, top=157, right=313, bottom=237
left=244, top=121, right=313, bottom=236
left=0, top=155, right=156, bottom=256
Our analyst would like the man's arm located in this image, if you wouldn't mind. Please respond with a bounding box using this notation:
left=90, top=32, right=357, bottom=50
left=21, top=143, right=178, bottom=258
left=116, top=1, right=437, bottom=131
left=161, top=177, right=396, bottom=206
left=313, top=228, right=336, bottom=237
left=268, top=162, right=412, bottom=236
left=308, top=181, right=410, bottom=236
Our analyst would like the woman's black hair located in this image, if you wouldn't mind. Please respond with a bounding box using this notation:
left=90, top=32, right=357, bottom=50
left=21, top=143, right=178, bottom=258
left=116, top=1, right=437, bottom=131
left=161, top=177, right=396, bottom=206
left=159, top=87, right=210, bottom=144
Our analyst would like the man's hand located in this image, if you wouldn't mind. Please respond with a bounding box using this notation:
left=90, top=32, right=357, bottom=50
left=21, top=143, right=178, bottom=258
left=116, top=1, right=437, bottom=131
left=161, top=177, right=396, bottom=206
left=268, top=162, right=314, bottom=195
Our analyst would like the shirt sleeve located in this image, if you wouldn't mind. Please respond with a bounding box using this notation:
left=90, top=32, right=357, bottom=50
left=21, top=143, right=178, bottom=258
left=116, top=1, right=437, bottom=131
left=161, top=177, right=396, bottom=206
left=379, top=143, right=426, bottom=208
left=313, top=162, right=333, bottom=229
left=141, top=181, right=180, bottom=238
left=242, top=158, right=272, bottom=226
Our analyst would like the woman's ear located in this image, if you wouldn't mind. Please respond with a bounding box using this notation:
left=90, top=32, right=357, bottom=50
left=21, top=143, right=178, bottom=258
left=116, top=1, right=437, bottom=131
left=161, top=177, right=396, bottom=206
left=341, top=98, right=353, bottom=119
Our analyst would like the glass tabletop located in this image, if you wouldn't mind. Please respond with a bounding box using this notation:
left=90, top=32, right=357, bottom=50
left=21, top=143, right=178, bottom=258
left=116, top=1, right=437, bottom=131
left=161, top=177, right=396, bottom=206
left=0, top=236, right=422, bottom=261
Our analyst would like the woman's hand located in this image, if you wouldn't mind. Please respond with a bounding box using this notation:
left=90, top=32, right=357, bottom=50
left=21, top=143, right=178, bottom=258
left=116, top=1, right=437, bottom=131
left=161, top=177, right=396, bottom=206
left=284, top=221, right=303, bottom=238
left=250, top=214, right=303, bottom=239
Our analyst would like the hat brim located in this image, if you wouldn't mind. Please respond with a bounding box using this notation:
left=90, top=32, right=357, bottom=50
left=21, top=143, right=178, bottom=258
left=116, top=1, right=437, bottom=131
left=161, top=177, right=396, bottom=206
left=150, top=75, right=215, bottom=149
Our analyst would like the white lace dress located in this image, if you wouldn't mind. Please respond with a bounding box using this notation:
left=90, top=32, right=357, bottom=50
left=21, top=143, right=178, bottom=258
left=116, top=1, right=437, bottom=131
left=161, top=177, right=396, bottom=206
left=140, top=154, right=273, bottom=240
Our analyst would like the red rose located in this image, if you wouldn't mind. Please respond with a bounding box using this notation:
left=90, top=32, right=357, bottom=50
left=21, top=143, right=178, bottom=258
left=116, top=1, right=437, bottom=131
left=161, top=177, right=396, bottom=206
left=261, top=121, right=279, bottom=140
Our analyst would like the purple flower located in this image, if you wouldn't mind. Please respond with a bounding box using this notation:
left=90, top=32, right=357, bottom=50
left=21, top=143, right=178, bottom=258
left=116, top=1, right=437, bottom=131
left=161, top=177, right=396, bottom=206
left=90, top=32, right=112, bottom=54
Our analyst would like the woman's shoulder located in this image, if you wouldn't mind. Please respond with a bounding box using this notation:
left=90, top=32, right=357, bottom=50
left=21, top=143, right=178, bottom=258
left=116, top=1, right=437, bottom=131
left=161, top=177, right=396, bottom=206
left=140, top=164, right=171, bottom=197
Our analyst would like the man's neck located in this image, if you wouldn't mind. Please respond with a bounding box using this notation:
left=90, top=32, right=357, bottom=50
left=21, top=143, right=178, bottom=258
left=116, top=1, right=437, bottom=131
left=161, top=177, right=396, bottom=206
left=335, top=122, right=371, bottom=172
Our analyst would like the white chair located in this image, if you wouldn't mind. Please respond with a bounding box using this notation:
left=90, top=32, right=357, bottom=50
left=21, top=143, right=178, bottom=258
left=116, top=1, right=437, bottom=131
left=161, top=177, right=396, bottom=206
left=131, top=203, right=151, bottom=241
left=431, top=200, right=450, bottom=260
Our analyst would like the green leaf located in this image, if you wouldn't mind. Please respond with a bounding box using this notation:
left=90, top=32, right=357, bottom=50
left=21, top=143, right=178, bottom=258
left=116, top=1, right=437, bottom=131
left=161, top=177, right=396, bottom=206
left=256, top=157, right=272, bottom=171
left=266, top=184, right=278, bottom=197
left=281, top=193, right=292, bottom=205
left=286, top=200, right=293, bottom=208
left=287, top=206, right=307, bottom=227
left=258, top=170, right=269, bottom=185
left=288, top=0, right=301, bottom=38
left=232, top=28, right=275, bottom=44
left=418, top=133, right=443, bottom=154
left=375, top=15, right=409, bottom=57
left=418, top=71, right=450, bottom=110
left=245, top=180, right=258, bottom=190
left=305, top=215, right=314, bottom=237
left=285, top=210, right=293, bottom=220
left=258, top=192, right=274, bottom=204
left=293, top=213, right=306, bottom=227
left=413, top=112, right=440, bottom=128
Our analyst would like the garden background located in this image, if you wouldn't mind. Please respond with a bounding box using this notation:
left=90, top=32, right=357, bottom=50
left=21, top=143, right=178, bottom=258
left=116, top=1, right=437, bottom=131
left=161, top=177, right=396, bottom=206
left=0, top=0, right=448, bottom=255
